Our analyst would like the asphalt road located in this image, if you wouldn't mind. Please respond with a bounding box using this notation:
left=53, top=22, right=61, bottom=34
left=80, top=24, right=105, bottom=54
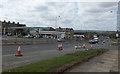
left=2, top=37, right=117, bottom=70
left=2, top=42, right=76, bottom=55
left=2, top=41, right=79, bottom=70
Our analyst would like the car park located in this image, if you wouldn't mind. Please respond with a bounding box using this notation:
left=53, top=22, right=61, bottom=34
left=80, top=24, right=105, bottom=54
left=24, top=34, right=34, bottom=38
left=7, top=33, right=12, bottom=36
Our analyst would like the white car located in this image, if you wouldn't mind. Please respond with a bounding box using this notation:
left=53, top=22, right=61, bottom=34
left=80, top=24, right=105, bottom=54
left=57, top=38, right=65, bottom=42
left=75, top=45, right=82, bottom=49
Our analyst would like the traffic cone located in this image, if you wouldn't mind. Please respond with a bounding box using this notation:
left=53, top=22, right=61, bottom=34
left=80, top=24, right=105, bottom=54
left=15, top=43, right=23, bottom=56
left=83, top=43, right=85, bottom=48
left=58, top=43, right=63, bottom=51
left=90, top=44, right=93, bottom=49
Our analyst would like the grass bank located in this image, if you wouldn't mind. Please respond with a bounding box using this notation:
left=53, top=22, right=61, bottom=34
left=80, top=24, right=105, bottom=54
left=3, top=48, right=108, bottom=72
left=111, top=39, right=117, bottom=42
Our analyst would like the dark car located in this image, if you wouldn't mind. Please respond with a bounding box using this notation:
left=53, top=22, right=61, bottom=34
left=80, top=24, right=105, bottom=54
left=94, top=39, right=98, bottom=43
left=89, top=40, right=95, bottom=44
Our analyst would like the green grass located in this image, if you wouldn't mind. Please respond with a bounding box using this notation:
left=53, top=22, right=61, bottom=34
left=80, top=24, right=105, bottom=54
left=111, top=39, right=117, bottom=42
left=109, top=43, right=117, bottom=46
left=3, top=48, right=107, bottom=72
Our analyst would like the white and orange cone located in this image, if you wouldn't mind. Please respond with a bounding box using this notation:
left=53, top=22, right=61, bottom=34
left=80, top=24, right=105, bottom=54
left=58, top=43, right=63, bottom=51
left=83, top=43, right=85, bottom=48
left=90, top=44, right=93, bottom=49
left=15, top=43, right=23, bottom=56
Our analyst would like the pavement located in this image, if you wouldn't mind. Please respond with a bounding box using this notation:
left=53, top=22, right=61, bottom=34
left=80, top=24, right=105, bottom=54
left=66, top=49, right=118, bottom=72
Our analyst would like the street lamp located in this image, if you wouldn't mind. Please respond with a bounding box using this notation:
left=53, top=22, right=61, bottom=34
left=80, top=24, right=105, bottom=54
left=116, top=32, right=119, bottom=38
left=116, top=31, right=119, bottom=46
left=55, top=16, right=60, bottom=28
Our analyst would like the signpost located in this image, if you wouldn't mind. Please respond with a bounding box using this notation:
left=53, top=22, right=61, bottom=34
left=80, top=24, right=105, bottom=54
left=116, top=33, right=119, bottom=38
left=116, top=33, right=119, bottom=46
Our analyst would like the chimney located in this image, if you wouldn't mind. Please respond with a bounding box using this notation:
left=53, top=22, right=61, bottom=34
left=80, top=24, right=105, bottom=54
left=13, top=21, right=15, bottom=24
left=59, top=27, right=61, bottom=29
left=8, top=21, right=10, bottom=23
left=3, top=20, right=6, bottom=23
left=17, top=22, right=19, bottom=24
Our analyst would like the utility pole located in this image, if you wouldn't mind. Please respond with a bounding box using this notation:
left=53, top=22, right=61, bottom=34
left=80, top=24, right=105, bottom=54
left=116, top=31, right=119, bottom=46
left=4, top=27, right=6, bottom=35
left=55, top=16, right=60, bottom=28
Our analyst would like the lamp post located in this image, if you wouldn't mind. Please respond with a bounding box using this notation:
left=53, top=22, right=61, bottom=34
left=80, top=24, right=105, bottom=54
left=116, top=31, right=119, bottom=46
left=55, top=16, right=60, bottom=28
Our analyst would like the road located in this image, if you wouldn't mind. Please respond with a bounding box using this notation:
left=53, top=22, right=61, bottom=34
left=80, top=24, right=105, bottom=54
left=2, top=41, right=78, bottom=70
left=2, top=37, right=118, bottom=71
left=65, top=38, right=119, bottom=72
left=2, top=42, right=76, bottom=55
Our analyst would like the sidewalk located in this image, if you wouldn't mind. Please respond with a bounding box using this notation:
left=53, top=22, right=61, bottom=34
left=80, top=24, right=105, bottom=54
left=66, top=49, right=118, bottom=72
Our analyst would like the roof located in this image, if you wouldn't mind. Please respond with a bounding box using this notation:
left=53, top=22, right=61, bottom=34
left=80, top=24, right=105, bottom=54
left=9, top=27, right=51, bottom=29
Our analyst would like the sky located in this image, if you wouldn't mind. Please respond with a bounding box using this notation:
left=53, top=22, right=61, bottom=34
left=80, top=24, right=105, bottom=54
left=0, top=0, right=119, bottom=31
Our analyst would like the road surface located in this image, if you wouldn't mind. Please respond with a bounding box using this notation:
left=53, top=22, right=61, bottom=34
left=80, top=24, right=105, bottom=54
left=2, top=38, right=118, bottom=71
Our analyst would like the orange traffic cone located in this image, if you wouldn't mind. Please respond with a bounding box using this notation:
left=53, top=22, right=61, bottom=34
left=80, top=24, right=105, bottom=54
left=83, top=43, right=85, bottom=48
left=90, top=44, right=93, bottom=49
left=15, top=43, right=23, bottom=56
left=58, top=43, right=63, bottom=51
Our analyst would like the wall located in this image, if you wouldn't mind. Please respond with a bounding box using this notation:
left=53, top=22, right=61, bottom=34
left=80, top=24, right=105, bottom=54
left=2, top=36, right=57, bottom=45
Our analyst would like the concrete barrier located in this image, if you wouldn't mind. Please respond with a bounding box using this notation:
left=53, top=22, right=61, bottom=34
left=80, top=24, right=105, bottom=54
left=2, top=36, right=57, bottom=45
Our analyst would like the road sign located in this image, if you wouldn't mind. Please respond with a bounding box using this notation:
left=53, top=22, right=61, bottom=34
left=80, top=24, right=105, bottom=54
left=116, top=33, right=119, bottom=38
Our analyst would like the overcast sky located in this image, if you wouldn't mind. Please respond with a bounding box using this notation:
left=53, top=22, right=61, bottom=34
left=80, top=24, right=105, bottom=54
left=0, top=0, right=119, bottom=31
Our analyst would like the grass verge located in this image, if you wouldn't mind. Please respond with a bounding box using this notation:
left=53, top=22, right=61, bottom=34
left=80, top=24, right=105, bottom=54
left=109, top=43, right=117, bottom=46
left=3, top=48, right=108, bottom=72
left=111, top=39, right=117, bottom=42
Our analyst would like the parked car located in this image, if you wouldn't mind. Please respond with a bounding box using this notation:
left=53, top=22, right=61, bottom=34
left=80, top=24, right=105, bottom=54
left=35, top=35, right=40, bottom=38
left=94, top=39, right=98, bottom=43
left=103, top=40, right=105, bottom=43
left=7, top=33, right=12, bottom=36
left=24, top=34, right=34, bottom=38
left=57, top=38, right=65, bottom=42
left=89, top=40, right=95, bottom=44
left=75, top=45, right=82, bottom=49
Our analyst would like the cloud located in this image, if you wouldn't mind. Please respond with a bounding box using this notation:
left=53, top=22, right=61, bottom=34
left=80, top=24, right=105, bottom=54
left=0, top=4, right=3, bottom=8
left=35, top=5, right=49, bottom=12
left=99, top=2, right=117, bottom=8
left=62, top=19, right=73, bottom=24
left=0, top=1, right=118, bottom=31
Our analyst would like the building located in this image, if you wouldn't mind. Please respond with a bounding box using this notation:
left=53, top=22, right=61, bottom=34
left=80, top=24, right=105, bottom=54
left=117, top=1, right=120, bottom=31
left=27, top=27, right=64, bottom=39
left=56, top=27, right=74, bottom=40
left=1, top=20, right=26, bottom=35
left=31, top=31, right=65, bottom=39
left=10, top=27, right=65, bottom=39
left=74, top=30, right=89, bottom=41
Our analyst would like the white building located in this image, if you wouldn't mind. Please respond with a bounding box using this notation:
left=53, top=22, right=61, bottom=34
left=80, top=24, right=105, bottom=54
left=30, top=31, right=65, bottom=39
